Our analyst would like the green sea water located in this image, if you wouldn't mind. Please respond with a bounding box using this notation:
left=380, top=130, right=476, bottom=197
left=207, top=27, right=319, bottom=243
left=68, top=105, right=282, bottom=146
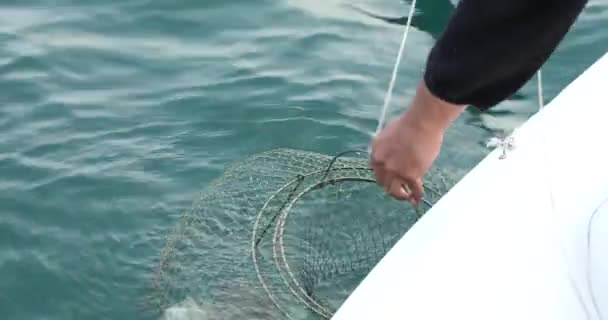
left=1, top=1, right=606, bottom=319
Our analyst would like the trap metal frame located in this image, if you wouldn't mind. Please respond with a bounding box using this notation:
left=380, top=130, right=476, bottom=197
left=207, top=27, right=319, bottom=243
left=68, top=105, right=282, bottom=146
left=145, top=147, right=455, bottom=320
left=250, top=149, right=445, bottom=320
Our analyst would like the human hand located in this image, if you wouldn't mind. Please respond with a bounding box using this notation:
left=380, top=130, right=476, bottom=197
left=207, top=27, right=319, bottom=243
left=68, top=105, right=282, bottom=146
left=370, top=81, right=465, bottom=205
left=371, top=113, right=442, bottom=205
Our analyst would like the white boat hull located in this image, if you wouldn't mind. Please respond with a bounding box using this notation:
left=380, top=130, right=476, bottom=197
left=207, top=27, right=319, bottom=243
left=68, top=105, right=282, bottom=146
left=332, top=52, right=608, bottom=320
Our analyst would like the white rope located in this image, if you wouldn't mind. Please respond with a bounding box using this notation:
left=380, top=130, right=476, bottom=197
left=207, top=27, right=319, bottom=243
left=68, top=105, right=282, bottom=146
left=587, top=196, right=608, bottom=320
left=537, top=69, right=544, bottom=109
left=250, top=2, right=419, bottom=314
left=374, top=0, right=418, bottom=136
left=536, top=68, right=602, bottom=319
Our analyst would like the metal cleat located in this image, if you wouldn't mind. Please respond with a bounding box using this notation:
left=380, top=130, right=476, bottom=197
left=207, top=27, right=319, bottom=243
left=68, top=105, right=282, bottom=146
left=486, top=133, right=516, bottom=160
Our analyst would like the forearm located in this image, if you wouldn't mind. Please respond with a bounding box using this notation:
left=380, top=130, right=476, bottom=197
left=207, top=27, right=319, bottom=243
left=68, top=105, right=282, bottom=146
left=423, top=0, right=588, bottom=111
left=401, top=81, right=466, bottom=134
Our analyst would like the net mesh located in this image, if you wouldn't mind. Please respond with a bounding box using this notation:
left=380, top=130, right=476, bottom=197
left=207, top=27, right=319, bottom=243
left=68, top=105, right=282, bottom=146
left=144, top=148, right=458, bottom=319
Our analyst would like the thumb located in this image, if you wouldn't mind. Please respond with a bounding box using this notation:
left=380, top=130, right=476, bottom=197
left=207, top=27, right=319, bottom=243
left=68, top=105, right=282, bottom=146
left=387, top=178, right=411, bottom=201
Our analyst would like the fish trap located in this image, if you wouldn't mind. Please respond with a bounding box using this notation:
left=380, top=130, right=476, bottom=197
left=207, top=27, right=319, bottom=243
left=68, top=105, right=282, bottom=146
left=146, top=148, right=457, bottom=320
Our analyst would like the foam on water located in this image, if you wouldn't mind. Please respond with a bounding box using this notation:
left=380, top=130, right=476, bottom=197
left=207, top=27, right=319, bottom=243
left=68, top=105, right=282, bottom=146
left=161, top=297, right=210, bottom=320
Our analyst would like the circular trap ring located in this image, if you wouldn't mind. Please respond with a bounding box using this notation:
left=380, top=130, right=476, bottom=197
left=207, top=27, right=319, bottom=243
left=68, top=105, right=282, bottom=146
left=250, top=149, right=445, bottom=319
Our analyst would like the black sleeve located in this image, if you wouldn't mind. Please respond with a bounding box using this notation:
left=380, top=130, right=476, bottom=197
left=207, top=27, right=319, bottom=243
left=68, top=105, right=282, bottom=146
left=423, top=0, right=588, bottom=111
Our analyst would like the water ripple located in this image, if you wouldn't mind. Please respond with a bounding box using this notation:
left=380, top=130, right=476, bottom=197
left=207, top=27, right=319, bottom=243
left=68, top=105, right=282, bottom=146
left=0, top=1, right=606, bottom=319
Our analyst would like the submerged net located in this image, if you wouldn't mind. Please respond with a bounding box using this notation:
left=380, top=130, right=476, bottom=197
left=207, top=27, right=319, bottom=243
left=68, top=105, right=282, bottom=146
left=145, top=148, right=457, bottom=319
